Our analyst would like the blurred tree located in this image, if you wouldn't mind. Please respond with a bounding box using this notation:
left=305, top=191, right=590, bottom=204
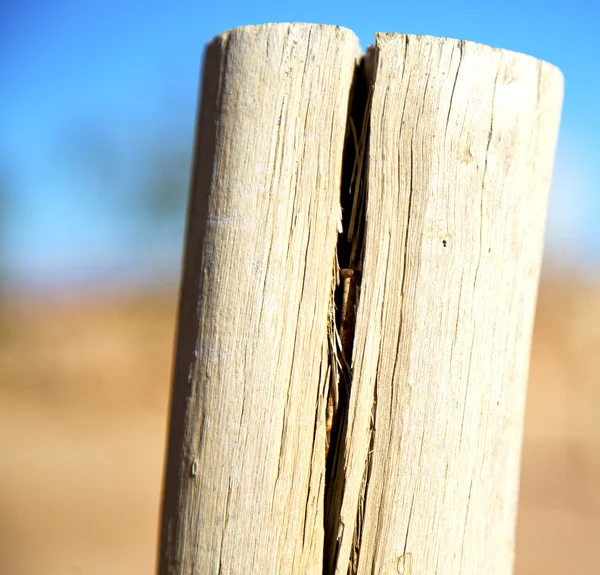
left=60, top=119, right=191, bottom=220
left=137, top=136, right=190, bottom=225
left=58, top=116, right=193, bottom=280
left=60, top=122, right=124, bottom=189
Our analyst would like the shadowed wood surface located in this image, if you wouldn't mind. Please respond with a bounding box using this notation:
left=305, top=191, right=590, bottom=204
left=327, top=33, right=563, bottom=575
left=157, top=23, right=361, bottom=574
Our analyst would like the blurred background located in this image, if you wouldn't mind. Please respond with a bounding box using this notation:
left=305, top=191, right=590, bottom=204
left=0, top=1, right=598, bottom=573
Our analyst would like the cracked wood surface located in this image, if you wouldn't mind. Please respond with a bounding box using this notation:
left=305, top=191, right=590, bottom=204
left=158, top=23, right=563, bottom=575
left=157, top=24, right=361, bottom=574
left=329, top=34, right=563, bottom=575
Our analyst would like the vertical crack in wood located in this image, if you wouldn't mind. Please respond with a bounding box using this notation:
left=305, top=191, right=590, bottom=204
left=323, top=53, right=372, bottom=575
left=318, top=33, right=562, bottom=575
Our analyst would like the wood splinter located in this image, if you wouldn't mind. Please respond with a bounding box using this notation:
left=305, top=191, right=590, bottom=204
left=326, top=268, right=362, bottom=454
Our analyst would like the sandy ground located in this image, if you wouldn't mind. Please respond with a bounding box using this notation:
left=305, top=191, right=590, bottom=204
left=0, top=284, right=598, bottom=574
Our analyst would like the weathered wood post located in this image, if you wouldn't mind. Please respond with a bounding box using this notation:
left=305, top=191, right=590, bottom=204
left=325, top=34, right=563, bottom=575
left=158, top=24, right=563, bottom=575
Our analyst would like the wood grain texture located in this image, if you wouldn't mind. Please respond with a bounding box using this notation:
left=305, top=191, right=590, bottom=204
left=158, top=24, right=361, bottom=574
left=328, top=34, right=563, bottom=575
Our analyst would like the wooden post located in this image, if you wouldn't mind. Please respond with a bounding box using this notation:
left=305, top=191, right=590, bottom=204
left=157, top=24, right=361, bottom=574
left=326, top=34, right=563, bottom=574
left=158, top=25, right=563, bottom=575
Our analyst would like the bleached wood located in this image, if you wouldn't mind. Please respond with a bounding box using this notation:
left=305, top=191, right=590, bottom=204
left=158, top=24, right=361, bottom=574
left=329, top=34, right=563, bottom=574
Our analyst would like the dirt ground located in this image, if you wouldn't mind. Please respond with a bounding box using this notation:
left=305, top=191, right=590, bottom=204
left=0, top=283, right=598, bottom=574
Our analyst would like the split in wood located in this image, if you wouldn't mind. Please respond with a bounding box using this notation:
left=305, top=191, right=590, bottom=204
left=158, top=24, right=563, bottom=575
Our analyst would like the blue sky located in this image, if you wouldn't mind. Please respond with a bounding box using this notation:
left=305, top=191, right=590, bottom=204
left=1, top=0, right=598, bottom=289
